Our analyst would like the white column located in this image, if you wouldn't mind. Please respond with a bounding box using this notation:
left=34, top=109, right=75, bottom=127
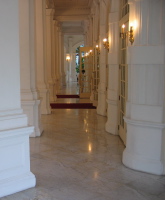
left=45, top=8, right=56, bottom=102
left=68, top=37, right=73, bottom=82
left=61, top=33, right=66, bottom=86
left=20, top=0, right=43, bottom=137
left=35, top=0, right=51, bottom=114
left=123, top=0, right=165, bottom=175
left=54, top=21, right=60, bottom=91
left=105, top=0, right=120, bottom=135
left=51, top=19, right=58, bottom=98
left=0, top=0, right=36, bottom=197
left=71, top=53, right=77, bottom=82
left=97, top=0, right=107, bottom=116
left=58, top=26, right=62, bottom=88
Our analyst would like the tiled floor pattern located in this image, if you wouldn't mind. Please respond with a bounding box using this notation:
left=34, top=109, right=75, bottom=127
left=1, top=109, right=165, bottom=200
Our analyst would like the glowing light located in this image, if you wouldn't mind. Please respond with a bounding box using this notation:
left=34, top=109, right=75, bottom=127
left=122, top=24, right=125, bottom=29
left=88, top=143, right=92, bottom=152
left=66, top=55, right=70, bottom=61
left=103, top=38, right=107, bottom=43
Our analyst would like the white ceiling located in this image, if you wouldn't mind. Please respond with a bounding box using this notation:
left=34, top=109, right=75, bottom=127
left=52, top=0, right=93, bottom=36
left=54, top=0, right=92, bottom=8
left=46, top=0, right=93, bottom=39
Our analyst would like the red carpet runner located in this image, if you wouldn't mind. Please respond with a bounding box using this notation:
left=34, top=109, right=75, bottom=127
left=51, top=94, right=96, bottom=109
left=56, top=94, right=79, bottom=98
left=50, top=103, right=96, bottom=109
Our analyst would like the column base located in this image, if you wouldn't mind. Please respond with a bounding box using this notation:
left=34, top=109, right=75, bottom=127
left=105, top=100, right=118, bottom=135
left=39, top=89, right=51, bottom=114
left=97, top=91, right=107, bottom=116
left=123, top=149, right=164, bottom=175
left=123, top=117, right=165, bottom=175
left=0, top=126, right=36, bottom=198
left=105, top=122, right=118, bottom=135
left=48, top=82, right=57, bottom=103
left=22, top=100, right=43, bottom=137
left=0, top=172, right=36, bottom=198
left=90, top=91, right=94, bottom=101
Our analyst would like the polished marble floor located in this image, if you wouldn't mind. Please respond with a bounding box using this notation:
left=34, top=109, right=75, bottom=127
left=1, top=83, right=165, bottom=200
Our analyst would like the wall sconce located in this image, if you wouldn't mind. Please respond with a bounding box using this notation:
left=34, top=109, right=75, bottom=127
left=129, top=26, right=134, bottom=45
left=120, top=24, right=126, bottom=39
left=120, top=24, right=134, bottom=45
left=89, top=49, right=93, bottom=55
left=103, top=38, right=109, bottom=51
left=66, top=55, right=70, bottom=62
left=96, top=45, right=100, bottom=54
left=85, top=52, right=89, bottom=57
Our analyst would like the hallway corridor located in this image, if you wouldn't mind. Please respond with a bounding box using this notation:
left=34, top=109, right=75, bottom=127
left=1, top=83, right=165, bottom=200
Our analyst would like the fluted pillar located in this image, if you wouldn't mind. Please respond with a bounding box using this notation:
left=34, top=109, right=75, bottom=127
left=51, top=19, right=58, bottom=97
left=54, top=20, right=60, bottom=91
left=68, top=37, right=73, bottom=82
left=58, top=26, right=62, bottom=88
left=0, top=0, right=36, bottom=197
left=34, top=0, right=51, bottom=114
left=71, top=53, right=77, bottom=81
left=105, top=0, right=120, bottom=135
left=123, top=0, right=165, bottom=175
left=97, top=0, right=107, bottom=116
left=45, top=8, right=56, bottom=102
left=20, top=0, right=43, bottom=137
left=61, top=33, right=66, bottom=86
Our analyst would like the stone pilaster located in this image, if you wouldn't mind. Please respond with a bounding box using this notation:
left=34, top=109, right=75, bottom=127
left=105, top=0, right=120, bottom=135
left=68, top=37, right=73, bottom=82
left=20, top=0, right=43, bottom=137
left=35, top=0, right=51, bottom=114
left=45, top=8, right=56, bottom=102
left=61, top=33, right=66, bottom=86
left=97, top=0, right=108, bottom=116
left=54, top=20, right=60, bottom=91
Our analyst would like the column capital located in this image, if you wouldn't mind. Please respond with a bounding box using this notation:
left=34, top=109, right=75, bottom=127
left=46, top=8, right=54, bottom=16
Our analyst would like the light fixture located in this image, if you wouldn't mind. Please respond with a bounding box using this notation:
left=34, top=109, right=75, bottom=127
left=120, top=24, right=126, bottom=39
left=89, top=49, right=93, bottom=55
left=85, top=52, right=89, bottom=57
left=95, top=45, right=100, bottom=53
left=120, top=23, right=134, bottom=45
left=129, top=25, right=134, bottom=45
left=66, top=55, right=70, bottom=61
left=103, top=38, right=109, bottom=51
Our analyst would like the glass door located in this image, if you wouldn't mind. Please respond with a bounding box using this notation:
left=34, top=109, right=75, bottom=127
left=79, top=47, right=93, bottom=98
left=118, top=21, right=128, bottom=145
left=92, top=47, right=100, bottom=105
